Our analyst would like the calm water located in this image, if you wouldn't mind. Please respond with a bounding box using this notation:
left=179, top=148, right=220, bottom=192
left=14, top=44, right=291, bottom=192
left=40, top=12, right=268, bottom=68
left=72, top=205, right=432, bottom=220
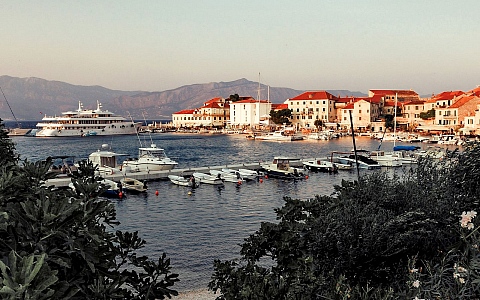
left=10, top=132, right=447, bottom=290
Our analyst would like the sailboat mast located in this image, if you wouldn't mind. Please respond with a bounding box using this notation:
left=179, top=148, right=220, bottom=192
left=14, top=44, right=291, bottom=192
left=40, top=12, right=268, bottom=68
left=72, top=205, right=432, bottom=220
left=257, top=72, right=261, bottom=101
left=394, top=93, right=398, bottom=147
left=0, top=86, right=20, bottom=128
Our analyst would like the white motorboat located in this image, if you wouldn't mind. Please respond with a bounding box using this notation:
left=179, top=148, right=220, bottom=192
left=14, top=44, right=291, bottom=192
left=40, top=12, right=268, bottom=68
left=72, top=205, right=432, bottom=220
left=36, top=100, right=141, bottom=137
left=261, top=157, right=305, bottom=179
left=303, top=159, right=338, bottom=173
left=120, top=177, right=147, bottom=193
left=306, top=132, right=329, bottom=140
left=369, top=150, right=403, bottom=167
left=193, top=172, right=224, bottom=185
left=87, top=144, right=126, bottom=176
left=210, top=169, right=244, bottom=184
left=255, top=130, right=293, bottom=142
left=222, top=168, right=258, bottom=181
left=168, top=175, right=199, bottom=188
left=122, top=144, right=178, bottom=172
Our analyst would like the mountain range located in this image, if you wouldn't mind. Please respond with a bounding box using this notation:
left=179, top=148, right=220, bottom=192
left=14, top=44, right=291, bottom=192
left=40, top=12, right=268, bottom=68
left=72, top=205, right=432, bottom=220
left=0, top=75, right=366, bottom=121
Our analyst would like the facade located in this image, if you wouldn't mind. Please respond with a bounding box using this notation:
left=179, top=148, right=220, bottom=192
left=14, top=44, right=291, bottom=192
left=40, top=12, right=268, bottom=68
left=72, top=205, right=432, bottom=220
left=339, top=98, right=382, bottom=130
left=286, top=91, right=338, bottom=129
left=229, top=99, right=271, bottom=128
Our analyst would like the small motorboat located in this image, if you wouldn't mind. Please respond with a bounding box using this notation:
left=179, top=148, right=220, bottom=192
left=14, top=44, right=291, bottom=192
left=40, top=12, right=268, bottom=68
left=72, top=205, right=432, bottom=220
left=168, top=175, right=199, bottom=188
left=193, top=172, right=224, bottom=185
left=261, top=157, right=305, bottom=179
left=120, top=177, right=147, bottom=193
left=210, top=169, right=244, bottom=184
left=303, top=159, right=338, bottom=173
left=222, top=168, right=258, bottom=181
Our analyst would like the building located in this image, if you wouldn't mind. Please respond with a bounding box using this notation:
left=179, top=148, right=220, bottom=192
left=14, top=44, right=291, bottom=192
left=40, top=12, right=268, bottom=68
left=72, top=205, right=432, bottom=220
left=229, top=98, right=271, bottom=128
left=171, top=97, right=229, bottom=128
left=286, top=91, right=338, bottom=129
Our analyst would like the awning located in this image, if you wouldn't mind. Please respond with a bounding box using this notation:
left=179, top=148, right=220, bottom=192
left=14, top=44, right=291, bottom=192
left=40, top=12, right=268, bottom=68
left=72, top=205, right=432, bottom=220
left=416, top=125, right=451, bottom=131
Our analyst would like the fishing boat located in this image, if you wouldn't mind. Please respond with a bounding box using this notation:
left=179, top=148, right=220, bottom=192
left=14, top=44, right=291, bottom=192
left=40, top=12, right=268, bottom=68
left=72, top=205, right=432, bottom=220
left=120, top=177, right=147, bottom=193
left=192, top=172, right=224, bottom=185
left=168, top=175, right=199, bottom=188
left=36, top=100, right=141, bottom=137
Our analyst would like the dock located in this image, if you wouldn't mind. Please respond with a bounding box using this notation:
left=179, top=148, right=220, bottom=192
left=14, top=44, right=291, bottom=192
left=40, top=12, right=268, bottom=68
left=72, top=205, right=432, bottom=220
left=46, top=162, right=264, bottom=187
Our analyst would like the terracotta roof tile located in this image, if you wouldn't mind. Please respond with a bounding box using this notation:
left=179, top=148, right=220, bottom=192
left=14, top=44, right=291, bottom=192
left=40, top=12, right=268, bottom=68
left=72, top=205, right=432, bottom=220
left=288, top=91, right=337, bottom=101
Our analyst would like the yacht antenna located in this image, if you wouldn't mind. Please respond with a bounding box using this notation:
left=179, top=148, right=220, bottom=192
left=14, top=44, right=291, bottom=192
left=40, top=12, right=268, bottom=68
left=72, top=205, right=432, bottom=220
left=142, top=111, right=155, bottom=147
left=0, top=86, right=20, bottom=128
left=257, top=72, right=261, bottom=101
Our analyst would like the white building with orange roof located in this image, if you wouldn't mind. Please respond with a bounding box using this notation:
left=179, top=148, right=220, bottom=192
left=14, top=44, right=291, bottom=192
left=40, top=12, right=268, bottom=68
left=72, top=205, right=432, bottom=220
left=339, top=97, right=382, bottom=131
left=171, top=109, right=196, bottom=128
left=229, top=98, right=272, bottom=128
left=172, top=97, right=229, bottom=128
left=285, top=91, right=338, bottom=129
left=436, top=94, right=480, bottom=132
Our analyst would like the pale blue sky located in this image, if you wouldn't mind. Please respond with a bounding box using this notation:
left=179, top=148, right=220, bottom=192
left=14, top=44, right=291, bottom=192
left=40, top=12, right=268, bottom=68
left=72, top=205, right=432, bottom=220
left=2, top=0, right=479, bottom=95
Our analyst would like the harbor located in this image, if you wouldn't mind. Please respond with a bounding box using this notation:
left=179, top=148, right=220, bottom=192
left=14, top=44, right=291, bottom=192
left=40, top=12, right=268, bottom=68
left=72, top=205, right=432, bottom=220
left=10, top=130, right=462, bottom=291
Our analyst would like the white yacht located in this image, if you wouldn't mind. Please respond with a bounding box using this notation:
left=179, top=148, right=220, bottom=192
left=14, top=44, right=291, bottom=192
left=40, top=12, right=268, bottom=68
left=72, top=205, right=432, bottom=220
left=36, top=101, right=141, bottom=137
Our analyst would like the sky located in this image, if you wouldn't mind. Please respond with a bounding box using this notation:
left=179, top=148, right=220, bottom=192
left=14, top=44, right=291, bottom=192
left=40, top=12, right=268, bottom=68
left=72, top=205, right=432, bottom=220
left=2, top=0, right=479, bottom=95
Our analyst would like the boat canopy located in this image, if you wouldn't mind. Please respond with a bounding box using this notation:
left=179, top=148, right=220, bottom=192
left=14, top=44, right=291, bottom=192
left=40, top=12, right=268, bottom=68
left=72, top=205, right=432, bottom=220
left=393, top=145, right=421, bottom=151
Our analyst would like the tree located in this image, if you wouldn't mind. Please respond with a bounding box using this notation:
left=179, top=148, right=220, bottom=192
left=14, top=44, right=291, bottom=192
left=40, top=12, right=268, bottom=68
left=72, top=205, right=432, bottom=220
left=269, top=109, right=292, bottom=125
left=209, top=144, right=480, bottom=299
left=0, top=119, right=179, bottom=299
left=420, top=109, right=436, bottom=120
left=228, top=94, right=240, bottom=102
left=314, top=119, right=323, bottom=130
left=384, top=114, right=394, bottom=129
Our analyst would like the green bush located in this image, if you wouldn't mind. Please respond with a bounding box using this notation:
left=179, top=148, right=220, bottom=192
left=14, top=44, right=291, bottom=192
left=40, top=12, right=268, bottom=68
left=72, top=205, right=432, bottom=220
left=210, top=143, right=480, bottom=299
left=0, top=119, right=179, bottom=299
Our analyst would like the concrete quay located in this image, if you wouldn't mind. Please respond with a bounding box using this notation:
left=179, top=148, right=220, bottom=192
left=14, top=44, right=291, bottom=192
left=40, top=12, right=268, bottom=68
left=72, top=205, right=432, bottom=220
left=45, top=162, right=264, bottom=187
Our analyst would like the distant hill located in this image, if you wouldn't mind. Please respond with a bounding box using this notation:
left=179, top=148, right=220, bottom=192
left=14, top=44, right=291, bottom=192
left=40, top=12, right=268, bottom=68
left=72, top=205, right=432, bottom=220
left=0, top=75, right=366, bottom=121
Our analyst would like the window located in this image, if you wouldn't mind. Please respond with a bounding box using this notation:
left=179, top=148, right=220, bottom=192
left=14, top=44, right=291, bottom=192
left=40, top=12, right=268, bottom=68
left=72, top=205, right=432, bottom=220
left=359, top=110, right=362, bottom=113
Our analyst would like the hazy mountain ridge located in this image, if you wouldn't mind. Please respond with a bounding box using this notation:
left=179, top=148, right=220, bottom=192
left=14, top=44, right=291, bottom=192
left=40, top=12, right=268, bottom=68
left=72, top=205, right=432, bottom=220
left=0, top=75, right=366, bottom=121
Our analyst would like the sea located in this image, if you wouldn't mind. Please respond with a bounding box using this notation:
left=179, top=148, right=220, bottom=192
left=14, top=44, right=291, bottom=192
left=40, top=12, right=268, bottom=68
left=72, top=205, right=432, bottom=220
left=4, top=120, right=459, bottom=291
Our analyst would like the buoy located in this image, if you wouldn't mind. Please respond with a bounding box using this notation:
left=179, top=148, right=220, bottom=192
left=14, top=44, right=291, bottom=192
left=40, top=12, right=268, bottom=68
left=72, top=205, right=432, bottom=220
left=305, top=175, right=309, bottom=179
left=264, top=175, right=268, bottom=179
left=259, top=178, right=263, bottom=183
left=237, top=180, right=242, bottom=185
left=118, top=192, right=123, bottom=199
left=188, top=191, right=192, bottom=195
left=155, top=190, right=159, bottom=196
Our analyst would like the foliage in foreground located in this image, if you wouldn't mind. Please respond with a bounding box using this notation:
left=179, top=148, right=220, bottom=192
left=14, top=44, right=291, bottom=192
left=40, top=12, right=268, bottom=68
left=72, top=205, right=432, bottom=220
left=0, top=119, right=179, bottom=299
left=209, top=142, right=480, bottom=299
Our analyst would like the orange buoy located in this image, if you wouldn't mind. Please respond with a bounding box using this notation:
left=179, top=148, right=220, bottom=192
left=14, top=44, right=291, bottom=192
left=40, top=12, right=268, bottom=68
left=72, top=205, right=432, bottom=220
left=264, top=175, right=268, bottom=179
left=305, top=175, right=309, bottom=179
left=259, top=178, right=263, bottom=183
left=118, top=192, right=123, bottom=199
left=155, top=190, right=159, bottom=196
left=237, top=180, right=242, bottom=185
